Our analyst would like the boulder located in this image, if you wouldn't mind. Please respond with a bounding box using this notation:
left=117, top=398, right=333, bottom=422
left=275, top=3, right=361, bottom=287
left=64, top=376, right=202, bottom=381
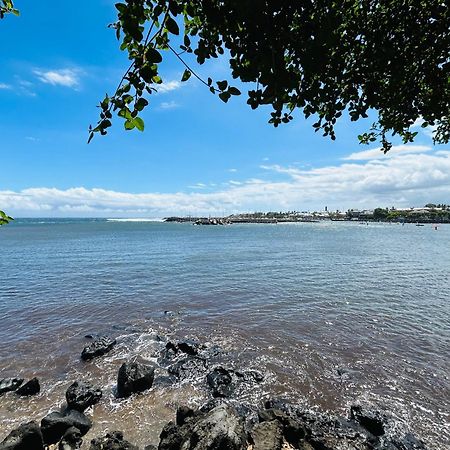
left=206, top=367, right=234, bottom=398
left=117, top=361, right=155, bottom=398
left=158, top=404, right=246, bottom=450
left=177, top=339, right=203, bottom=356
left=0, top=421, right=44, bottom=450
left=15, top=377, right=40, bottom=396
left=168, top=357, right=208, bottom=381
left=59, top=427, right=82, bottom=450
left=41, top=410, right=92, bottom=445
left=235, top=369, right=264, bottom=383
left=66, top=381, right=102, bottom=411
left=90, top=431, right=138, bottom=450
left=0, top=378, right=23, bottom=395
left=251, top=420, right=283, bottom=450
left=81, top=335, right=116, bottom=361
left=350, top=405, right=385, bottom=436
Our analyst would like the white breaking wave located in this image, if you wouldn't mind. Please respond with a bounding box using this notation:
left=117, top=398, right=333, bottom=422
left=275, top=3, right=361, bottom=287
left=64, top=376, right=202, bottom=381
left=106, top=218, right=164, bottom=222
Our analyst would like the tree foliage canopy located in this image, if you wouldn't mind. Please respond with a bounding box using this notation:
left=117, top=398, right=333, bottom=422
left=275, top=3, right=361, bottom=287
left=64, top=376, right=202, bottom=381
left=86, top=0, right=450, bottom=152
left=2, top=1, right=450, bottom=150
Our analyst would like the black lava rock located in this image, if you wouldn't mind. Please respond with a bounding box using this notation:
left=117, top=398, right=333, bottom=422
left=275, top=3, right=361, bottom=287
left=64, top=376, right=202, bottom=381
left=350, top=405, right=386, bottom=436
left=0, top=421, right=44, bottom=450
left=90, top=431, right=138, bottom=450
left=81, top=335, right=116, bottom=361
left=206, top=367, right=234, bottom=398
left=0, top=378, right=23, bottom=396
left=177, top=339, right=203, bottom=356
left=158, top=404, right=246, bottom=450
left=58, top=426, right=82, bottom=450
left=168, top=357, right=208, bottom=381
left=66, top=381, right=102, bottom=411
left=251, top=420, right=283, bottom=450
left=41, top=410, right=92, bottom=445
left=117, top=361, right=155, bottom=398
left=15, top=377, right=40, bottom=397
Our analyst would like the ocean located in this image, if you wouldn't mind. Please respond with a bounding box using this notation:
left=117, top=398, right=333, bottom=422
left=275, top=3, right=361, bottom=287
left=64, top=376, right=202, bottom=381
left=0, top=219, right=449, bottom=448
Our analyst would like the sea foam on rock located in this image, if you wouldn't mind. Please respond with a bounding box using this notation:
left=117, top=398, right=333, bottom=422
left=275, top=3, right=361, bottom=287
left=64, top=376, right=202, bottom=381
left=0, top=378, right=23, bottom=396
left=81, top=335, right=116, bottom=361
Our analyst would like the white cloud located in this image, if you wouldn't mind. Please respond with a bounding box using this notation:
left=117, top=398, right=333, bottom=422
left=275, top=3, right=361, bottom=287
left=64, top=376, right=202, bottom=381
left=2, top=150, right=450, bottom=217
left=160, top=100, right=179, bottom=109
left=34, top=68, right=81, bottom=88
left=228, top=168, right=237, bottom=173
left=0, top=82, right=11, bottom=89
left=344, top=145, right=431, bottom=161
left=187, top=183, right=207, bottom=189
left=157, top=80, right=181, bottom=93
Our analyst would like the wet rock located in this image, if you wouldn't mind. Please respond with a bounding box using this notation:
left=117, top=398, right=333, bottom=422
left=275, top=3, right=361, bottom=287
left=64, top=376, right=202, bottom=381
left=258, top=406, right=307, bottom=448
left=0, top=378, right=23, bottom=395
left=350, top=405, right=385, bottom=436
left=251, top=420, right=283, bottom=450
left=81, top=335, right=116, bottom=361
left=59, top=426, right=82, bottom=450
left=176, top=406, right=197, bottom=426
left=206, top=366, right=234, bottom=398
left=0, top=421, right=44, bottom=450
left=117, top=361, right=155, bottom=398
left=66, top=381, right=102, bottom=411
left=144, top=446, right=157, bottom=450
left=158, top=404, right=246, bottom=450
left=393, top=433, right=427, bottom=449
left=41, top=410, right=92, bottom=445
left=235, top=369, right=264, bottom=383
left=15, top=377, right=40, bottom=396
left=177, top=339, right=203, bottom=355
left=168, top=356, right=208, bottom=381
left=90, top=431, right=138, bottom=450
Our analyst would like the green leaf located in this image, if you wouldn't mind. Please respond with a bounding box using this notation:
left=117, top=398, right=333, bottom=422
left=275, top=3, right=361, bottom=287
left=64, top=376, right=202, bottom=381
left=135, top=97, right=149, bottom=111
left=166, top=16, right=179, bottom=35
left=228, top=87, right=241, bottom=96
left=11, top=8, right=19, bottom=16
left=115, top=3, right=126, bottom=13
left=219, top=92, right=231, bottom=103
left=181, top=69, right=191, bottom=82
left=217, top=80, right=228, bottom=91
left=134, top=117, right=145, bottom=131
left=124, top=119, right=135, bottom=130
left=145, top=46, right=163, bottom=63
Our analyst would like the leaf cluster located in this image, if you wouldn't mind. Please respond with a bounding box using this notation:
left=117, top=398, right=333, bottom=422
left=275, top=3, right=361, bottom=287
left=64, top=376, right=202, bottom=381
left=0, top=0, right=19, bottom=18
left=90, top=1, right=450, bottom=151
left=0, top=210, right=13, bottom=226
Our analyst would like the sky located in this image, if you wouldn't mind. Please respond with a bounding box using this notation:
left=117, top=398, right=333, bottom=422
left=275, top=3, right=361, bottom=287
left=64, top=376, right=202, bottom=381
left=1, top=1, right=449, bottom=218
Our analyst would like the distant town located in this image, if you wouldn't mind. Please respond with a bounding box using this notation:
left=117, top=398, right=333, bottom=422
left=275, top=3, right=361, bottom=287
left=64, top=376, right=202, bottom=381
left=165, top=204, right=450, bottom=225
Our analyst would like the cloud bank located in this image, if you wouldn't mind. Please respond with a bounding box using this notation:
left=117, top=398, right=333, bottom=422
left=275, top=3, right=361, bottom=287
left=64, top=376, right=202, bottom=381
left=2, top=147, right=449, bottom=217
left=34, top=69, right=81, bottom=88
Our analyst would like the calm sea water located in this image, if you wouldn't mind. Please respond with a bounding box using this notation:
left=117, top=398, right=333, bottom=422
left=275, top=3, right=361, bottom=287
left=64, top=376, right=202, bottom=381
left=0, top=219, right=449, bottom=448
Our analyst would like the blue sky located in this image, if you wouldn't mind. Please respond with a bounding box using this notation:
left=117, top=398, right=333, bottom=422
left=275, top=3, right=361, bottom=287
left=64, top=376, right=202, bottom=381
left=1, top=2, right=449, bottom=217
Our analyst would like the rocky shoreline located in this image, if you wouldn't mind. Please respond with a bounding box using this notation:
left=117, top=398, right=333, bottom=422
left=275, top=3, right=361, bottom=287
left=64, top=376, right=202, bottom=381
left=1, top=333, right=428, bottom=450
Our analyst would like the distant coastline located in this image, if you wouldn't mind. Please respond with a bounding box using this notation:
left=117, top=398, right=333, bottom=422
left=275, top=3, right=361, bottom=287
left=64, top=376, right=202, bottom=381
left=165, top=204, right=450, bottom=225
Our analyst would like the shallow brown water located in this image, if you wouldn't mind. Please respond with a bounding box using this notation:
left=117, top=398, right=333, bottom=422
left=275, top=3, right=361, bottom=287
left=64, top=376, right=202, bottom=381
left=0, top=219, right=449, bottom=448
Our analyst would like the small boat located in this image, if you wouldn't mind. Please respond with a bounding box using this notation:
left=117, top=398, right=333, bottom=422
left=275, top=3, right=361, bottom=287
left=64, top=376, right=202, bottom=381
left=416, top=223, right=425, bottom=227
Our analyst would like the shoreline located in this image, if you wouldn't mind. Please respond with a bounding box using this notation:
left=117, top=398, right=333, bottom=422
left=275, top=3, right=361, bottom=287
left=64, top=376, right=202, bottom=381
left=1, top=331, right=430, bottom=450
